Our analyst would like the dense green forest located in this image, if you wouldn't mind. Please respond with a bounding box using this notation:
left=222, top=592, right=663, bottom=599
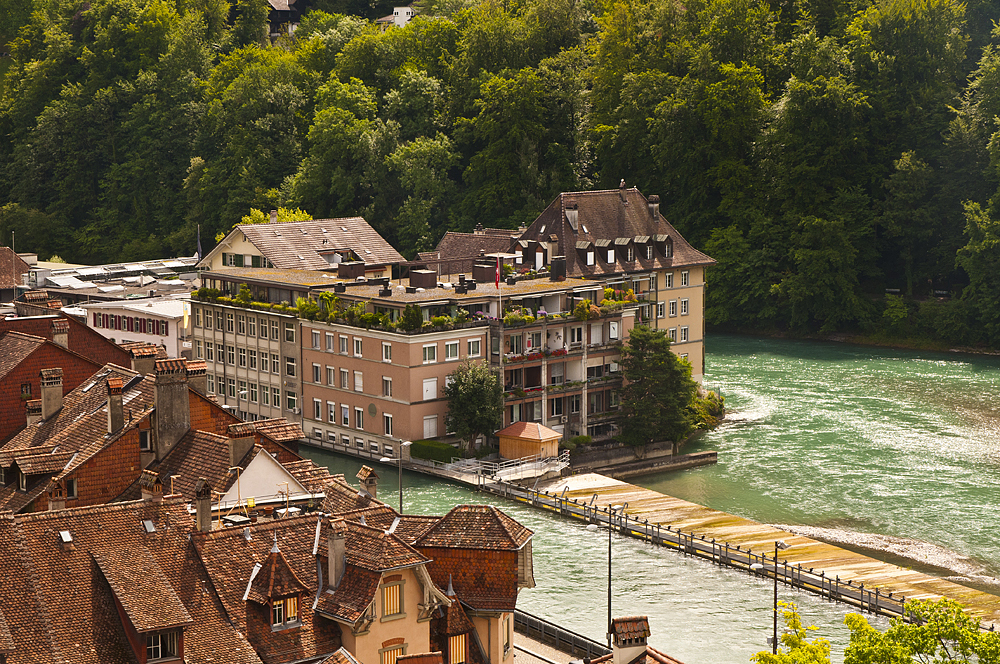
left=4, top=0, right=1000, bottom=343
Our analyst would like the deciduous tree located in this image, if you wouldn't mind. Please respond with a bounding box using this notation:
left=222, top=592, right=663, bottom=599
left=444, top=360, right=504, bottom=452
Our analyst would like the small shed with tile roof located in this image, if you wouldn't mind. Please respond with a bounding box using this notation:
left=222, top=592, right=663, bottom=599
left=496, top=421, right=561, bottom=460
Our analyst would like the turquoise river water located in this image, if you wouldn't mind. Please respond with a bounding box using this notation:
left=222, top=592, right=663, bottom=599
left=303, top=334, right=1000, bottom=663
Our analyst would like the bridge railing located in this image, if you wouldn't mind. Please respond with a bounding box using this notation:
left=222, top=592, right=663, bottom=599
left=514, top=609, right=610, bottom=660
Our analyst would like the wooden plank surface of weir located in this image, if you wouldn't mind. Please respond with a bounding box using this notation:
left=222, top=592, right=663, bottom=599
left=500, top=473, right=1000, bottom=627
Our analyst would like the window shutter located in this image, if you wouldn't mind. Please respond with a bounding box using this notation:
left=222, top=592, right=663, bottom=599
left=235, top=254, right=244, bottom=267
left=252, top=255, right=262, bottom=268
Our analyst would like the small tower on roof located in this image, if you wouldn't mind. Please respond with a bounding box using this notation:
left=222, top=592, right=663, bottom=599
left=611, top=616, right=650, bottom=664
left=357, top=465, right=379, bottom=498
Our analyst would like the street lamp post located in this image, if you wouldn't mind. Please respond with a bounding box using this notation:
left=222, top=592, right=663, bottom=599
left=587, top=503, right=624, bottom=648
left=379, top=440, right=412, bottom=514
left=772, top=540, right=789, bottom=654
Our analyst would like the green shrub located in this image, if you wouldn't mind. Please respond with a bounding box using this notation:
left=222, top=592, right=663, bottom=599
left=409, top=439, right=458, bottom=463
left=570, top=435, right=592, bottom=446
left=398, top=304, right=424, bottom=331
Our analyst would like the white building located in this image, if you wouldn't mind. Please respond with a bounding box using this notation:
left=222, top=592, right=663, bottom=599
left=78, top=297, right=190, bottom=358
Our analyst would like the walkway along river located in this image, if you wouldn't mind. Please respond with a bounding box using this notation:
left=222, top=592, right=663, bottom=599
left=302, top=334, right=1000, bottom=663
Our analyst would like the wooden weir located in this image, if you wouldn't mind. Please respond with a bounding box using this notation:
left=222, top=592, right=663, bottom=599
left=482, top=473, right=1000, bottom=628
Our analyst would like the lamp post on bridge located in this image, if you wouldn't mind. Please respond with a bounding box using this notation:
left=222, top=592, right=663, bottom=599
left=379, top=440, right=412, bottom=513
left=771, top=540, right=789, bottom=654
left=587, top=503, right=624, bottom=648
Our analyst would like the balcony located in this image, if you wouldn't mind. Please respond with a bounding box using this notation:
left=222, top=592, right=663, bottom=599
left=502, top=347, right=570, bottom=364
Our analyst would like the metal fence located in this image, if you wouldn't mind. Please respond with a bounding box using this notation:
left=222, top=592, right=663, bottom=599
left=514, top=609, right=610, bottom=660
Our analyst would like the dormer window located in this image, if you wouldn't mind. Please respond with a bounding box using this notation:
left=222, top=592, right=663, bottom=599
left=18, top=469, right=26, bottom=492
left=272, top=596, right=300, bottom=629
left=645, top=245, right=653, bottom=259
left=626, top=246, right=634, bottom=262
left=146, top=631, right=179, bottom=661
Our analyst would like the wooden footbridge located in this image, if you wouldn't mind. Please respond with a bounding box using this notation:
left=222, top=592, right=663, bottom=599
left=483, top=473, right=1000, bottom=627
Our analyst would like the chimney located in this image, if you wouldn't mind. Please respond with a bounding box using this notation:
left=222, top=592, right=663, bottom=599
left=48, top=481, right=66, bottom=511
left=270, top=209, right=278, bottom=224
left=154, top=359, right=190, bottom=459
left=186, top=360, right=207, bottom=395
left=40, top=368, right=63, bottom=420
left=328, top=518, right=347, bottom=589
left=356, top=465, right=378, bottom=498
left=195, top=478, right=213, bottom=532
left=474, top=223, right=485, bottom=236
left=25, top=399, right=42, bottom=426
left=648, top=195, right=660, bottom=221
left=139, top=469, right=163, bottom=503
left=227, top=423, right=256, bottom=466
left=107, top=375, right=125, bottom=434
left=619, top=179, right=627, bottom=203
left=51, top=318, right=69, bottom=349
left=129, top=345, right=158, bottom=375
left=565, top=202, right=579, bottom=230
left=550, top=256, right=566, bottom=281
left=611, top=617, right=650, bottom=664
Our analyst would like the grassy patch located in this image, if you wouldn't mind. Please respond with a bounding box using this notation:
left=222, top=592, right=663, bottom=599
left=410, top=439, right=459, bottom=463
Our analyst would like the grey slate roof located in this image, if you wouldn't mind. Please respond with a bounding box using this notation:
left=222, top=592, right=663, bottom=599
left=235, top=218, right=404, bottom=270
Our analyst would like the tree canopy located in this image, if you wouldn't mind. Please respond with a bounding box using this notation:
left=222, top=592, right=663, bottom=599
left=444, top=360, right=504, bottom=451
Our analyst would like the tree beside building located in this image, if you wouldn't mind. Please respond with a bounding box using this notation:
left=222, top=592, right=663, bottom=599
left=445, top=360, right=503, bottom=452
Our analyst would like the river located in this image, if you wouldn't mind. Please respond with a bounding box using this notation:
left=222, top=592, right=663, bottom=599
left=302, top=334, right=1000, bottom=663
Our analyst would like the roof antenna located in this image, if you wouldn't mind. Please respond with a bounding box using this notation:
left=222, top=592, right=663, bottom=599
left=271, top=531, right=279, bottom=553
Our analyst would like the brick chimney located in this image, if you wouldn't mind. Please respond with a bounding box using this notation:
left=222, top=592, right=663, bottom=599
left=647, top=195, right=660, bottom=221
left=356, top=465, right=378, bottom=498
left=195, top=478, right=213, bottom=532
left=25, top=399, right=42, bottom=426
left=129, top=345, right=158, bottom=375
left=611, top=616, right=650, bottom=664
left=139, top=469, right=162, bottom=503
left=328, top=518, right=347, bottom=589
left=227, top=423, right=256, bottom=466
left=153, top=359, right=190, bottom=459
left=48, top=481, right=66, bottom=511
left=40, top=368, right=63, bottom=420
left=270, top=209, right=278, bottom=224
left=186, top=360, right=207, bottom=395
left=107, top=375, right=125, bottom=434
left=51, top=318, right=69, bottom=349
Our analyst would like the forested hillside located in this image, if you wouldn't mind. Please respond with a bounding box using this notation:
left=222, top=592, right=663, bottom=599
left=4, top=0, right=1000, bottom=343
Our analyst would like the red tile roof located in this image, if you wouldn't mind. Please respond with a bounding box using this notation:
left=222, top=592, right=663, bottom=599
left=344, top=519, right=430, bottom=573
left=0, top=313, right=131, bottom=367
left=0, top=607, right=13, bottom=654
left=92, top=546, right=195, bottom=632
left=0, top=246, right=30, bottom=290
left=253, top=418, right=305, bottom=443
left=612, top=616, right=650, bottom=641
left=397, top=653, right=444, bottom=664
left=246, top=543, right=310, bottom=604
left=315, top=565, right=382, bottom=623
left=319, top=647, right=364, bottom=664
left=0, top=331, right=45, bottom=378
left=416, top=505, right=533, bottom=550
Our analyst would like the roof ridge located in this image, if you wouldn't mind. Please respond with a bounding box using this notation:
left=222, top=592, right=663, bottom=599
left=13, top=495, right=186, bottom=523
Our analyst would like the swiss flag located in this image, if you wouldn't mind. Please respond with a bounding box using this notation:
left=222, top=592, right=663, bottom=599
left=496, top=257, right=501, bottom=289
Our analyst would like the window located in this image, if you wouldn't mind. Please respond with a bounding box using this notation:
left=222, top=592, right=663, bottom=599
left=326, top=366, right=334, bottom=385
left=272, top=387, right=281, bottom=407
left=194, top=308, right=202, bottom=327
left=381, top=647, right=405, bottom=664
left=422, top=344, right=437, bottom=364
left=250, top=383, right=258, bottom=403
left=445, top=341, right=459, bottom=360
left=668, top=327, right=677, bottom=341
left=680, top=326, right=689, bottom=342
left=570, top=327, right=583, bottom=344
left=18, top=469, right=26, bottom=492
left=422, top=378, right=437, bottom=400
left=146, top=632, right=179, bottom=661
left=681, top=270, right=689, bottom=286
left=215, top=312, right=224, bottom=330
left=313, top=363, right=321, bottom=383
left=66, top=478, right=77, bottom=499
left=262, top=387, right=269, bottom=406
left=680, top=298, right=689, bottom=315
left=139, top=430, right=151, bottom=451
left=468, top=339, right=481, bottom=357
left=259, top=317, right=268, bottom=338
left=204, top=310, right=212, bottom=329
left=382, top=582, right=403, bottom=617
left=609, top=321, right=619, bottom=340
left=314, top=398, right=322, bottom=420
left=354, top=338, right=362, bottom=357
left=607, top=249, right=615, bottom=263
left=355, top=407, right=364, bottom=430
left=271, top=353, right=280, bottom=374
left=248, top=317, right=256, bottom=336
left=354, top=371, right=363, bottom=392
left=504, top=615, right=512, bottom=656
left=270, top=320, right=279, bottom=340
left=285, top=357, right=296, bottom=377
left=550, top=397, right=563, bottom=417
left=326, top=333, right=335, bottom=351
left=657, top=302, right=665, bottom=318
left=312, top=330, right=321, bottom=348
left=586, top=250, right=594, bottom=265
left=284, top=322, right=295, bottom=343
left=237, top=315, right=245, bottom=335
left=227, top=378, right=236, bottom=398
left=206, top=343, right=214, bottom=362
left=195, top=340, right=203, bottom=359
left=286, top=391, right=297, bottom=411
left=328, top=401, right=336, bottom=422
left=207, top=374, right=215, bottom=393
left=217, top=344, right=224, bottom=362
left=669, top=300, right=677, bottom=317
left=238, top=347, right=246, bottom=367
left=508, top=335, right=522, bottom=355
left=626, top=245, right=634, bottom=262
left=646, top=244, right=653, bottom=259
left=384, top=413, right=393, bottom=436
left=249, top=350, right=257, bottom=370
left=272, top=596, right=299, bottom=627
left=340, top=336, right=348, bottom=354
left=570, top=395, right=581, bottom=414
left=382, top=342, right=392, bottom=362
left=450, top=634, right=467, bottom=664
left=342, top=405, right=350, bottom=426
left=341, top=369, right=349, bottom=389
left=382, top=377, right=392, bottom=397
left=226, top=312, right=234, bottom=332
left=238, top=380, right=247, bottom=400
left=226, top=346, right=235, bottom=365
left=528, top=333, right=541, bottom=350
left=665, top=273, right=674, bottom=289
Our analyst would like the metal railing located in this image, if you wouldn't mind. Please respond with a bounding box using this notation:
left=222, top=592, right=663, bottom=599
left=514, top=609, right=610, bottom=660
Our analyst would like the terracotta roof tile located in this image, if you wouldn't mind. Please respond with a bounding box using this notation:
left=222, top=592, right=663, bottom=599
left=92, top=546, right=194, bottom=632
left=342, top=519, right=430, bottom=573
left=416, top=505, right=533, bottom=550
left=0, top=607, right=13, bottom=653
left=612, top=616, right=650, bottom=641
left=320, top=475, right=386, bottom=514
left=356, top=465, right=378, bottom=481
left=0, top=331, right=45, bottom=378
left=228, top=218, right=405, bottom=270
left=253, top=418, right=305, bottom=443
left=440, top=600, right=475, bottom=637
left=0, top=247, right=31, bottom=290
left=246, top=543, right=310, bottom=604
left=315, top=566, right=382, bottom=623
left=398, top=653, right=444, bottom=664
left=319, top=647, right=364, bottom=664
left=337, top=506, right=440, bottom=543
left=496, top=421, right=561, bottom=441
left=11, top=450, right=75, bottom=475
